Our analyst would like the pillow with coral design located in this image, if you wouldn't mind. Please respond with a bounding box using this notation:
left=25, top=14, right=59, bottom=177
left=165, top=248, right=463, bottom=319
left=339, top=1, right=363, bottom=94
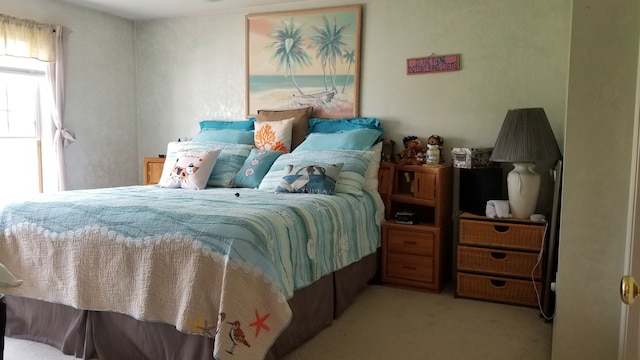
left=254, top=117, right=295, bottom=153
left=257, top=107, right=312, bottom=150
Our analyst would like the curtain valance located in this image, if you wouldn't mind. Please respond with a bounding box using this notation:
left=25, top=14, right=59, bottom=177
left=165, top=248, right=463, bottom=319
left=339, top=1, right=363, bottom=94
left=0, top=14, right=57, bottom=62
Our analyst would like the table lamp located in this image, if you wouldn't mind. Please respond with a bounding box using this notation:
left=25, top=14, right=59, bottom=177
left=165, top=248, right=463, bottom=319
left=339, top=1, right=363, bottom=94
left=489, top=108, right=562, bottom=219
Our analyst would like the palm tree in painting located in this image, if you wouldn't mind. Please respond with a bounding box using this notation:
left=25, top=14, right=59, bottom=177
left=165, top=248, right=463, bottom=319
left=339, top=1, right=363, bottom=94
left=341, top=48, right=355, bottom=94
left=309, top=16, right=350, bottom=95
left=269, top=18, right=312, bottom=95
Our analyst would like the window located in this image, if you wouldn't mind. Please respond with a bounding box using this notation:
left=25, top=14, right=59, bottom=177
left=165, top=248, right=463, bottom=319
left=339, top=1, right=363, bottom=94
left=0, top=56, right=49, bottom=200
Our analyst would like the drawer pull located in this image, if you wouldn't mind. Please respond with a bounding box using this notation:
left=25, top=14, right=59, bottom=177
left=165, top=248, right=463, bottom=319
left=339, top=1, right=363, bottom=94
left=490, top=251, right=507, bottom=260
left=403, top=266, right=417, bottom=271
left=403, top=241, right=418, bottom=246
left=490, top=279, right=507, bottom=288
left=493, top=225, right=510, bottom=233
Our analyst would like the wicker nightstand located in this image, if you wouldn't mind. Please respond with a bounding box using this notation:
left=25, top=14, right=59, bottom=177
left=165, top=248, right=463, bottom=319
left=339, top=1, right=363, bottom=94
left=456, top=212, right=546, bottom=307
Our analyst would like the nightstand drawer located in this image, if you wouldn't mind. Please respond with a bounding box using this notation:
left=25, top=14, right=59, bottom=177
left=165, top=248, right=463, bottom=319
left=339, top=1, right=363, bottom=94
left=386, top=253, right=433, bottom=283
left=459, top=219, right=544, bottom=251
left=386, top=228, right=434, bottom=256
left=457, top=246, right=542, bottom=279
left=456, top=272, right=541, bottom=307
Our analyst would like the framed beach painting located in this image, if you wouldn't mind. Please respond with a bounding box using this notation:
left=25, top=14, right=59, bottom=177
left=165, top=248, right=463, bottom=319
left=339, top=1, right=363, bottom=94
left=246, top=5, right=362, bottom=118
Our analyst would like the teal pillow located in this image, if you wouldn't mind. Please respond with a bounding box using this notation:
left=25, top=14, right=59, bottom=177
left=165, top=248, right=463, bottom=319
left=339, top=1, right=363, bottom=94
left=192, top=128, right=254, bottom=145
left=232, top=148, right=283, bottom=188
left=293, top=129, right=383, bottom=152
left=308, top=117, right=383, bottom=133
left=199, top=119, right=255, bottom=130
left=275, top=163, right=344, bottom=195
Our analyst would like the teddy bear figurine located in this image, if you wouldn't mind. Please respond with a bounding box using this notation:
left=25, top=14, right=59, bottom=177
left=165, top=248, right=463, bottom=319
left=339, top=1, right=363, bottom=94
left=427, top=135, right=445, bottom=164
left=398, top=138, right=426, bottom=165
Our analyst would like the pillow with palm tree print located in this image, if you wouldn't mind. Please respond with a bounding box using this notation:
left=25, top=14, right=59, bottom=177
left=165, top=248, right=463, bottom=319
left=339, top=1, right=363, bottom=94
left=276, top=163, right=344, bottom=195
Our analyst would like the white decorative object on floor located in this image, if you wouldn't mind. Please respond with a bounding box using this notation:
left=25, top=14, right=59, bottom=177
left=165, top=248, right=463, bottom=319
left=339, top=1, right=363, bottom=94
left=0, top=263, right=22, bottom=288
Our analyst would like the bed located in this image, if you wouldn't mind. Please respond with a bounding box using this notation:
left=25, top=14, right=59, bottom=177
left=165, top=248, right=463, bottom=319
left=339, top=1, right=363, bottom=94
left=1, top=111, right=387, bottom=359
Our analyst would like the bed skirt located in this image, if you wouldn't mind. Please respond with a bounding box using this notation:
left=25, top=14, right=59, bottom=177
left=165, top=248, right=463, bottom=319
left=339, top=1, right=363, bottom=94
left=4, top=251, right=378, bottom=360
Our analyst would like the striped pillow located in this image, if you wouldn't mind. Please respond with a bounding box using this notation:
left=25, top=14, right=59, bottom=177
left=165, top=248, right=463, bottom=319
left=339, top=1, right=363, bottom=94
left=258, top=149, right=373, bottom=195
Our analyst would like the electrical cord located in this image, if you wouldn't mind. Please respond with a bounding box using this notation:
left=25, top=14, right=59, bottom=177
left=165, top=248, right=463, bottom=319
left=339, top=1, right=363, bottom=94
left=533, top=221, right=554, bottom=320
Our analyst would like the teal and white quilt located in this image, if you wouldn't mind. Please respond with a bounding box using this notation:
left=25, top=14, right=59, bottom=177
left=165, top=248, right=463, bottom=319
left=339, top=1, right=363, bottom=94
left=0, top=186, right=383, bottom=360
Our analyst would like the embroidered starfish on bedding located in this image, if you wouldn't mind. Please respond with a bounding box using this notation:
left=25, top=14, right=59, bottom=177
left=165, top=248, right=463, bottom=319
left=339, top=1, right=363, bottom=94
left=188, top=315, right=216, bottom=337
left=249, top=309, right=271, bottom=338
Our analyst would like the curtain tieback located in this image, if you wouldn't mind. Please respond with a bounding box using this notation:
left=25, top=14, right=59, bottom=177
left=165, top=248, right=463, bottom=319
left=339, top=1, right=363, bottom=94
left=55, top=128, right=76, bottom=148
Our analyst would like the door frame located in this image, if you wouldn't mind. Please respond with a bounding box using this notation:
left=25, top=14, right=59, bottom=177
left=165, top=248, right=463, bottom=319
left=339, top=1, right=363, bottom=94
left=619, top=35, right=640, bottom=359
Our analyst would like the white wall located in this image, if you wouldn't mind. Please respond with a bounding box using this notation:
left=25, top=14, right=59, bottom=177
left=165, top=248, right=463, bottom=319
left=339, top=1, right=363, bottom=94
left=135, top=0, right=571, bottom=163
left=0, top=0, right=138, bottom=190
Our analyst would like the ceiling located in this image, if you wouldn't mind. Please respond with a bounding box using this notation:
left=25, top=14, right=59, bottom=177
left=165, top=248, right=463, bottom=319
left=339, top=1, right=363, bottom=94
left=60, top=0, right=310, bottom=21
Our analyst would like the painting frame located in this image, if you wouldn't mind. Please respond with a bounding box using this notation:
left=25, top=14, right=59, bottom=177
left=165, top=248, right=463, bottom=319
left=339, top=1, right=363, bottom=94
left=245, top=5, right=362, bottom=118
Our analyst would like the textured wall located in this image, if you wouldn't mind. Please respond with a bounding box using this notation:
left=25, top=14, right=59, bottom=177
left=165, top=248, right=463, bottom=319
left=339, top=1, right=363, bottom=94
left=135, top=0, right=571, bottom=162
left=0, top=0, right=137, bottom=190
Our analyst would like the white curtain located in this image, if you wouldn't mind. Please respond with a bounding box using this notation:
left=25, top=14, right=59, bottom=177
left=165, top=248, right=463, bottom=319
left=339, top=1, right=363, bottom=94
left=0, top=14, right=75, bottom=191
left=48, top=26, right=75, bottom=191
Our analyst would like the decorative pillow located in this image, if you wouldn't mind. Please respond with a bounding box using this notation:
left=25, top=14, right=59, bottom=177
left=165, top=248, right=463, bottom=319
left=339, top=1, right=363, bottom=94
left=159, top=149, right=221, bottom=190
left=231, top=148, right=283, bottom=188
left=206, top=143, right=253, bottom=187
left=363, top=141, right=383, bottom=192
left=192, top=128, right=254, bottom=145
left=308, top=117, right=383, bottom=134
left=161, top=141, right=252, bottom=188
left=275, top=163, right=344, bottom=195
left=293, top=129, right=383, bottom=152
left=254, top=117, right=295, bottom=153
left=257, top=107, right=313, bottom=150
left=199, top=119, right=255, bottom=130
left=259, top=149, right=374, bottom=195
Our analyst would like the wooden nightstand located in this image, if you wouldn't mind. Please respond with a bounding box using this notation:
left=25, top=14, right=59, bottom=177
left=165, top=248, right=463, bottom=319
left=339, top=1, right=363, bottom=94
left=378, top=162, right=394, bottom=220
left=456, top=212, right=546, bottom=307
left=381, top=165, right=453, bottom=292
left=143, top=157, right=165, bottom=185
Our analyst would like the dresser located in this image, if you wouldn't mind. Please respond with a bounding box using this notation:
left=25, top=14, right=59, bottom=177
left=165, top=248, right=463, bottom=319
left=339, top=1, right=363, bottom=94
left=456, top=212, right=546, bottom=307
left=143, top=157, right=165, bottom=185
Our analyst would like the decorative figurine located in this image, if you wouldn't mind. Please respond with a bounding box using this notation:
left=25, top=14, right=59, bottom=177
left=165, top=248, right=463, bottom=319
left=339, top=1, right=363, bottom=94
left=427, top=135, right=445, bottom=164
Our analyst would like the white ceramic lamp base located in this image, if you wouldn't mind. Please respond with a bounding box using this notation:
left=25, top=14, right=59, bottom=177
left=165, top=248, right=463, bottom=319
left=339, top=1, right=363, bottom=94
left=507, top=162, right=540, bottom=219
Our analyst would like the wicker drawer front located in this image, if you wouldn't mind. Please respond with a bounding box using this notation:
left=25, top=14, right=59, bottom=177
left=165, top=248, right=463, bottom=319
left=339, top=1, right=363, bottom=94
left=386, top=228, right=434, bottom=256
left=459, top=219, right=544, bottom=251
left=386, top=253, right=433, bottom=283
left=456, top=272, right=541, bottom=307
left=457, top=246, right=542, bottom=279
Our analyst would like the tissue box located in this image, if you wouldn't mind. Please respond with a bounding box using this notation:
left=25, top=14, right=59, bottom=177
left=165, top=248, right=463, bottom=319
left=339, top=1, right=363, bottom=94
left=451, top=147, right=494, bottom=168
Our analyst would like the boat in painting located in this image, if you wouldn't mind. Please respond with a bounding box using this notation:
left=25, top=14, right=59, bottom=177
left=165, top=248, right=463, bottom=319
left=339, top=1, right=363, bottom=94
left=293, top=91, right=335, bottom=106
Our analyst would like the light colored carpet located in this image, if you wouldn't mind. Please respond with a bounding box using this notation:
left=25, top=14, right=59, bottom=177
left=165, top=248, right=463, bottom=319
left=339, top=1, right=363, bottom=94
left=283, top=284, right=552, bottom=360
left=4, top=284, right=552, bottom=360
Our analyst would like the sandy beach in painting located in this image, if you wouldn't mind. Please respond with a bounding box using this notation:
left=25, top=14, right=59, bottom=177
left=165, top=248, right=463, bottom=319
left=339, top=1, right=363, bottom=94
left=250, top=86, right=356, bottom=118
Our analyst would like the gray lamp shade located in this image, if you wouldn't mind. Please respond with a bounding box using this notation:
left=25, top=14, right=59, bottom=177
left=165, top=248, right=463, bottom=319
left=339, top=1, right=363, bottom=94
left=489, top=108, right=562, bottom=163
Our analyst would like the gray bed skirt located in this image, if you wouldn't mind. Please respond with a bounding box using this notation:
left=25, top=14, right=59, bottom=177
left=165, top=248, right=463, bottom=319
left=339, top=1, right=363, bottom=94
left=5, top=251, right=378, bottom=360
